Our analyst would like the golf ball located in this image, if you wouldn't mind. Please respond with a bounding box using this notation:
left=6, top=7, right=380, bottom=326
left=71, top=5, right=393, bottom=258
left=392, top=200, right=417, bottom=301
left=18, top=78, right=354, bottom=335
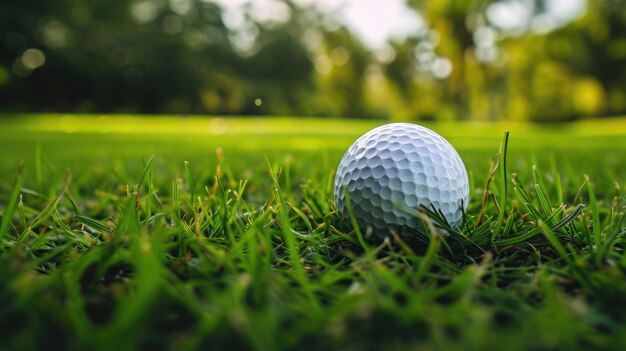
left=334, top=123, right=469, bottom=236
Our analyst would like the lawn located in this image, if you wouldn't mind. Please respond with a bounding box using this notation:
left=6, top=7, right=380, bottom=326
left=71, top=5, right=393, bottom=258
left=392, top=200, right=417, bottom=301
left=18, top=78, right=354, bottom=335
left=1, top=114, right=626, bottom=350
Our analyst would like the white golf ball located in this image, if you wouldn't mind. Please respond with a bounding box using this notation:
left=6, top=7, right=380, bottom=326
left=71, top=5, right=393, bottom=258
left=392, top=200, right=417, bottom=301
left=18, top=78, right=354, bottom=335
left=334, top=123, right=469, bottom=236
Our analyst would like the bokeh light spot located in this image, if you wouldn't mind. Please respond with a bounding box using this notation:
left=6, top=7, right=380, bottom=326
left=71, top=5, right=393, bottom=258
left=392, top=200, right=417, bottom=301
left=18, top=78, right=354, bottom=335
left=314, top=55, right=332, bottom=74
left=41, top=19, right=69, bottom=48
left=131, top=1, right=159, bottom=24
left=331, top=47, right=350, bottom=66
left=169, top=0, right=192, bottom=15
left=20, top=49, right=46, bottom=70
left=431, top=57, right=452, bottom=79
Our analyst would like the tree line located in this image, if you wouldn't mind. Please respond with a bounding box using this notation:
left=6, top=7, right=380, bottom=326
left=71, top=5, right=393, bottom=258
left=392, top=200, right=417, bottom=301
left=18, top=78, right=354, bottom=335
left=1, top=0, right=624, bottom=121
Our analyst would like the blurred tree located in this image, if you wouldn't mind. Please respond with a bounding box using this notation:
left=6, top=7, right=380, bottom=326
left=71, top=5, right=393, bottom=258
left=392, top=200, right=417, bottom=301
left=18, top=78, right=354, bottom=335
left=310, top=26, right=373, bottom=118
left=0, top=0, right=625, bottom=120
left=410, top=0, right=485, bottom=119
left=233, top=2, right=316, bottom=116
left=489, top=0, right=626, bottom=120
left=544, top=0, right=626, bottom=118
left=0, top=0, right=242, bottom=113
left=0, top=0, right=324, bottom=116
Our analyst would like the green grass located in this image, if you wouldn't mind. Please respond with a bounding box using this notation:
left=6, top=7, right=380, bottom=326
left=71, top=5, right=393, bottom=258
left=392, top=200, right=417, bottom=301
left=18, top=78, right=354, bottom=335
left=1, top=114, right=626, bottom=350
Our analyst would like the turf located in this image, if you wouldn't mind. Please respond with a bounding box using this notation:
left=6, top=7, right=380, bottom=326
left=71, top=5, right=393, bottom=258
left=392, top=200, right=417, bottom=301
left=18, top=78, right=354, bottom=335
left=1, top=115, right=626, bottom=350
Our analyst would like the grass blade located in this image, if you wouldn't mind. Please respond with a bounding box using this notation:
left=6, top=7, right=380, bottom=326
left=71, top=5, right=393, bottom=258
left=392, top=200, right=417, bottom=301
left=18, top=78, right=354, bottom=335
left=138, top=155, right=155, bottom=189
left=492, top=131, right=509, bottom=240
left=184, top=160, right=194, bottom=210
left=75, top=215, right=115, bottom=235
left=585, top=175, right=601, bottom=246
left=0, top=164, right=23, bottom=243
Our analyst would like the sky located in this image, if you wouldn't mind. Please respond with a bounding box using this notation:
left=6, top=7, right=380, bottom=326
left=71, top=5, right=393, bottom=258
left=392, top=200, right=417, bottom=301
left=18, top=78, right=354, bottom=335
left=304, top=0, right=426, bottom=49
left=210, top=0, right=587, bottom=50
left=486, top=0, right=587, bottom=33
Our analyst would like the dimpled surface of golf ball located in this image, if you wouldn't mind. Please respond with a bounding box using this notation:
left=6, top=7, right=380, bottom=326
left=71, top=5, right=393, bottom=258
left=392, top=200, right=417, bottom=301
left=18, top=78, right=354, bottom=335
left=334, top=123, right=469, bottom=236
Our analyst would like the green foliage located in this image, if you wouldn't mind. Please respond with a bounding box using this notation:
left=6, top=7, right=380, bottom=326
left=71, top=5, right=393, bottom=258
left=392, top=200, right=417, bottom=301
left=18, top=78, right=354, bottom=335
left=1, top=116, right=626, bottom=349
left=1, top=0, right=625, bottom=120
